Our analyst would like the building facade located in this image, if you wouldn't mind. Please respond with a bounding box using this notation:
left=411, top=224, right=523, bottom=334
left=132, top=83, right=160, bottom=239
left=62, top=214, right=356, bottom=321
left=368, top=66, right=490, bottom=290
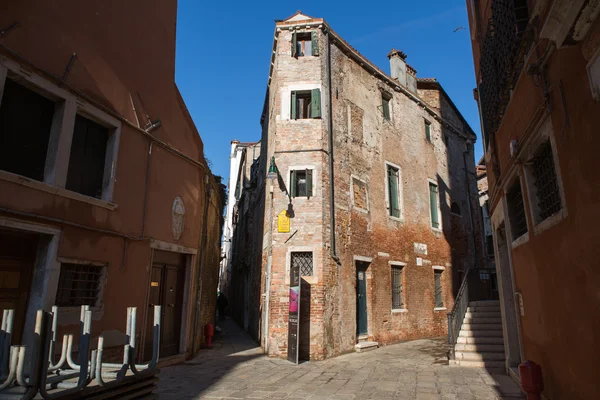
left=0, top=0, right=225, bottom=364
left=225, top=12, right=483, bottom=360
left=466, top=0, right=600, bottom=398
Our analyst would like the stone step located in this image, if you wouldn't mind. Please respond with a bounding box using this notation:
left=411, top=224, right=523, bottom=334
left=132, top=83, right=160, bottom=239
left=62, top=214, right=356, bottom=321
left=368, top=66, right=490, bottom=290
left=455, top=351, right=505, bottom=361
left=464, top=311, right=501, bottom=319
left=467, top=306, right=501, bottom=313
left=354, top=341, right=378, bottom=353
left=459, top=329, right=503, bottom=338
left=463, top=317, right=502, bottom=325
left=450, top=359, right=505, bottom=369
left=461, top=323, right=503, bottom=331
left=469, top=300, right=500, bottom=306
left=454, top=343, right=505, bottom=352
left=457, top=336, right=504, bottom=345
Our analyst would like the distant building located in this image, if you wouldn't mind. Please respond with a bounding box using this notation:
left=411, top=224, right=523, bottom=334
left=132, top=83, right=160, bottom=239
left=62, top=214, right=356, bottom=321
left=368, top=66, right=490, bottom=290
left=0, top=0, right=225, bottom=363
left=467, top=0, right=600, bottom=398
left=224, top=11, right=485, bottom=360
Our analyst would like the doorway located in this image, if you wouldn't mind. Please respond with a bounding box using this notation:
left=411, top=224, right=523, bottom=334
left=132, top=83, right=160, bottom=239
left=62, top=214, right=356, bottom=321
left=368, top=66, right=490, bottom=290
left=0, top=228, right=38, bottom=345
left=356, top=261, right=369, bottom=337
left=144, top=251, right=186, bottom=359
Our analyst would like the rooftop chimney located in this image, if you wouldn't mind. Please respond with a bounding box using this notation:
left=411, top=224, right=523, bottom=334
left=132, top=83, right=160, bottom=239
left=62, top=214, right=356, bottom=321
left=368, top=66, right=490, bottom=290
left=388, top=49, right=407, bottom=87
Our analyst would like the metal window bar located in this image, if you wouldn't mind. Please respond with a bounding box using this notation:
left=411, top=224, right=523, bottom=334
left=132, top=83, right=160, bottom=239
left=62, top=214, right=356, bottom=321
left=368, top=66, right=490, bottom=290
left=56, top=263, right=103, bottom=307
left=391, top=267, right=403, bottom=309
left=434, top=271, right=443, bottom=308
left=507, top=181, right=528, bottom=240
left=292, top=252, right=313, bottom=277
left=532, top=141, right=561, bottom=221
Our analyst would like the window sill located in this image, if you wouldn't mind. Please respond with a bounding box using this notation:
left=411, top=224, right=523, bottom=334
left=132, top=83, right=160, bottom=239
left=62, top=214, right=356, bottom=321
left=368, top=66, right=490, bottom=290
left=533, top=208, right=567, bottom=236
left=387, top=214, right=404, bottom=223
left=353, top=206, right=369, bottom=214
left=392, top=308, right=408, bottom=314
left=434, top=307, right=447, bottom=311
left=0, top=170, right=117, bottom=210
left=511, top=232, right=529, bottom=249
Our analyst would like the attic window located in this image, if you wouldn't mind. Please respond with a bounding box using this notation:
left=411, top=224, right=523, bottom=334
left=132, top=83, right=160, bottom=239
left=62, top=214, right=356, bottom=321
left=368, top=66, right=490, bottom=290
left=292, top=31, right=319, bottom=57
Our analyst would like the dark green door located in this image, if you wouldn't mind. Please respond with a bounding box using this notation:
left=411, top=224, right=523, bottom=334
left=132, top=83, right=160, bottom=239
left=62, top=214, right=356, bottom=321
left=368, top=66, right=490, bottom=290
left=356, top=263, right=368, bottom=335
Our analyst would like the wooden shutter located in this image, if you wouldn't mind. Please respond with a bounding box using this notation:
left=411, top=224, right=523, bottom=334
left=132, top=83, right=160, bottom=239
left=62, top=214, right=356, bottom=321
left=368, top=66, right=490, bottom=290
left=306, top=169, right=313, bottom=198
left=388, top=167, right=400, bottom=217
left=425, top=122, right=431, bottom=142
left=311, top=89, right=321, bottom=118
left=290, top=170, right=297, bottom=197
left=291, top=31, right=297, bottom=57
left=311, top=31, right=319, bottom=56
left=429, top=183, right=439, bottom=228
left=291, top=91, right=297, bottom=120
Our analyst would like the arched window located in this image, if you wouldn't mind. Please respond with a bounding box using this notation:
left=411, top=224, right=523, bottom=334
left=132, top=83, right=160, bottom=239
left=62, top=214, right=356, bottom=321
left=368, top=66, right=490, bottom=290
left=451, top=202, right=461, bottom=216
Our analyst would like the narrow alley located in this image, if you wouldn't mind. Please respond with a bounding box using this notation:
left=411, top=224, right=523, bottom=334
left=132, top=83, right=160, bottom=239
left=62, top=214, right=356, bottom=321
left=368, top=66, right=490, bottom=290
left=156, top=320, right=523, bottom=400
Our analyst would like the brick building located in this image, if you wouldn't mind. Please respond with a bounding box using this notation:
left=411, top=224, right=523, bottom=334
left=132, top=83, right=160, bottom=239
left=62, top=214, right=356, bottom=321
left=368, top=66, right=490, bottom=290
left=226, top=11, right=483, bottom=360
left=466, top=0, right=600, bottom=398
left=0, top=0, right=225, bottom=365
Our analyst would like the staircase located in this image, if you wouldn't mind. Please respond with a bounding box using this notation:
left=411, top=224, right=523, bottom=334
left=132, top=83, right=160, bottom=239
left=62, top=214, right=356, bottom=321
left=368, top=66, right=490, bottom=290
left=450, top=299, right=505, bottom=372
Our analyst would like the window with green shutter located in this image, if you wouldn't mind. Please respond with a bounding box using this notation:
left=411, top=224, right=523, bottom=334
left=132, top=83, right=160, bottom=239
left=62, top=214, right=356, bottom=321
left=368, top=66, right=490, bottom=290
left=290, top=169, right=313, bottom=198
left=387, top=165, right=400, bottom=218
left=425, top=120, right=431, bottom=142
left=292, top=32, right=318, bottom=57
left=382, top=93, right=391, bottom=120
left=429, top=182, right=440, bottom=229
left=291, top=90, right=321, bottom=119
left=434, top=270, right=443, bottom=308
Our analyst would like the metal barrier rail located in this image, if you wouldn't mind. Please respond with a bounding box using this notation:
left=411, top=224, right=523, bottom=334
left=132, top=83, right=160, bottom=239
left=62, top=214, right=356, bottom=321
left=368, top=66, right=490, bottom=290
left=0, top=305, right=161, bottom=399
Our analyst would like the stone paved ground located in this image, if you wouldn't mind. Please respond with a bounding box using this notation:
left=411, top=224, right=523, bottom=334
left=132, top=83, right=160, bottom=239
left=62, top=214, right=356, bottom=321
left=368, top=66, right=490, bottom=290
left=156, top=320, right=523, bottom=400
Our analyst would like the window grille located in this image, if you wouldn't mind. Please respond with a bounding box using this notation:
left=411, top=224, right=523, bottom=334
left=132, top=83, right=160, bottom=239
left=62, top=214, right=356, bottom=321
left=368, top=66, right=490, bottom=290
left=292, top=252, right=313, bottom=277
left=434, top=270, right=443, bottom=308
left=391, top=266, right=403, bottom=309
left=56, top=263, right=104, bottom=307
left=507, top=180, right=528, bottom=240
left=531, top=141, right=561, bottom=221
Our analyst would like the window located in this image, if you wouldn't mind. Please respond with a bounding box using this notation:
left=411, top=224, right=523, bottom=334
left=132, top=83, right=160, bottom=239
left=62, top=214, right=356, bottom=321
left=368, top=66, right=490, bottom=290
left=65, top=115, right=110, bottom=199
left=386, top=165, right=401, bottom=218
left=391, top=266, right=404, bottom=309
left=530, top=141, right=561, bottom=223
left=0, top=78, right=54, bottom=181
left=451, top=202, right=461, bottom=216
left=291, top=31, right=319, bottom=57
left=429, top=182, right=440, bottom=229
left=381, top=93, right=391, bottom=120
left=506, top=180, right=528, bottom=241
left=434, top=270, right=443, bottom=308
left=486, top=235, right=494, bottom=256
left=290, top=169, right=313, bottom=198
left=291, top=89, right=321, bottom=119
left=425, top=120, right=431, bottom=142
left=55, top=263, right=104, bottom=307
left=292, top=252, right=313, bottom=276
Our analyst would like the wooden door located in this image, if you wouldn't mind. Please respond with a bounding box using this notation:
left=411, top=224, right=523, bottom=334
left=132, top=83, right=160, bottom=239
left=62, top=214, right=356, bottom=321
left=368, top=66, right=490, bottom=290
left=0, top=229, right=37, bottom=345
left=143, top=265, right=163, bottom=360
left=356, top=263, right=368, bottom=336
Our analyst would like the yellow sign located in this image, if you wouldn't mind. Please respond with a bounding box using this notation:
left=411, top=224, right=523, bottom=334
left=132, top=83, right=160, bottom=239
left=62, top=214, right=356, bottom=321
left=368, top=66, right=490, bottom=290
left=151, top=281, right=159, bottom=287
left=278, top=210, right=290, bottom=233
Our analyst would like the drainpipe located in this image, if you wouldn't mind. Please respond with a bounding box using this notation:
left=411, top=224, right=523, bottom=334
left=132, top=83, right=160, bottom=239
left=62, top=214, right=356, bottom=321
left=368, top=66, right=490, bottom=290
left=325, top=28, right=339, bottom=263
left=264, top=188, right=274, bottom=353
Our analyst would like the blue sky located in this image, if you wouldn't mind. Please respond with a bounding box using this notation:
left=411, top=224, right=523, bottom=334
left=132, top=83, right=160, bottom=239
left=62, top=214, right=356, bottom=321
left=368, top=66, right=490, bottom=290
left=175, top=0, right=482, bottom=181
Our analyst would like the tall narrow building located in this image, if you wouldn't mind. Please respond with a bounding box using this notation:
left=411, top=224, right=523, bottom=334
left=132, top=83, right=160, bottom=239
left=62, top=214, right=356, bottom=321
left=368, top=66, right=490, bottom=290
left=227, top=12, right=485, bottom=360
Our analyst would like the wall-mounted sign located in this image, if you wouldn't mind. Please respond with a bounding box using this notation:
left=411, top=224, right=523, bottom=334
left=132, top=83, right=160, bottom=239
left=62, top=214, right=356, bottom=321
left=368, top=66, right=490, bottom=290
left=287, top=259, right=301, bottom=364
left=416, top=257, right=423, bottom=266
left=150, top=281, right=159, bottom=287
left=414, top=242, right=427, bottom=255
left=278, top=210, right=290, bottom=233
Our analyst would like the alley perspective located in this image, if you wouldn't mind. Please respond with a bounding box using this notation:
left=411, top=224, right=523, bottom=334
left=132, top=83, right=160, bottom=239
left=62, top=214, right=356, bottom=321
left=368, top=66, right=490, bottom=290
left=0, top=1, right=599, bottom=400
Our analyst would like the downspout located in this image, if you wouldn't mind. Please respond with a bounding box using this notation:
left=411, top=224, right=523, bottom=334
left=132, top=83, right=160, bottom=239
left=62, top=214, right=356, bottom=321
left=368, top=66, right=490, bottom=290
left=325, top=28, right=339, bottom=263
left=264, top=189, right=273, bottom=353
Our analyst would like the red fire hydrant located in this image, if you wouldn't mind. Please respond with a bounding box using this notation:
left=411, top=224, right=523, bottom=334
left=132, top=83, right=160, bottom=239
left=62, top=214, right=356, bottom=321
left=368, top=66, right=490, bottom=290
left=519, top=360, right=544, bottom=400
left=204, top=323, right=214, bottom=347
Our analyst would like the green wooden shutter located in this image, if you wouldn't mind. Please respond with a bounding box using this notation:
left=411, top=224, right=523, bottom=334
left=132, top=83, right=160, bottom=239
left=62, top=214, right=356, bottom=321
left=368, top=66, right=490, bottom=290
left=429, top=183, right=439, bottom=228
left=291, top=31, right=297, bottom=57
left=425, top=122, right=431, bottom=142
left=388, top=167, right=399, bottom=217
left=306, top=169, right=313, bottom=198
left=291, top=91, right=297, bottom=120
left=311, top=89, right=321, bottom=118
left=290, top=170, right=297, bottom=197
left=311, top=31, right=319, bottom=56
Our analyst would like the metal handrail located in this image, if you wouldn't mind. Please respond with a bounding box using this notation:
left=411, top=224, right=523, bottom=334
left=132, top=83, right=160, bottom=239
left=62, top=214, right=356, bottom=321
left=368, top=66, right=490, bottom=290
left=447, top=269, right=471, bottom=360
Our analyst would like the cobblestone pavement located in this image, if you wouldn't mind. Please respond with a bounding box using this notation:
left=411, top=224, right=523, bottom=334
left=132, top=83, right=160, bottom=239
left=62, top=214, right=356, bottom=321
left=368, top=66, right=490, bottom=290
left=156, top=320, right=523, bottom=400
